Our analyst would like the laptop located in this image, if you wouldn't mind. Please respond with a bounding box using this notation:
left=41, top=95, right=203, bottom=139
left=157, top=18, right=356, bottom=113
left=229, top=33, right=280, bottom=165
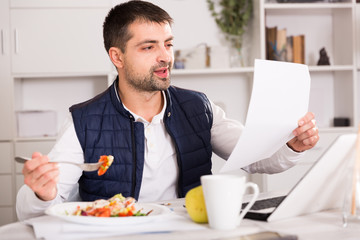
left=242, top=133, right=357, bottom=222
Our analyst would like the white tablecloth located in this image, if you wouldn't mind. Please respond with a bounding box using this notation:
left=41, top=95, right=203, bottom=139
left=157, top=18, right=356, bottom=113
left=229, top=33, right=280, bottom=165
left=1, top=198, right=359, bottom=240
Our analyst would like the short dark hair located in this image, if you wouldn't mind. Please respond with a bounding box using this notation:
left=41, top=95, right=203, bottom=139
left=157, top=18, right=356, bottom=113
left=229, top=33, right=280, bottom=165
left=103, top=0, right=173, bottom=53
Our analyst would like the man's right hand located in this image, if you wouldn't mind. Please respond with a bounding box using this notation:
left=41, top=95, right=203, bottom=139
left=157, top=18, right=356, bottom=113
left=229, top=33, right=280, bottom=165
left=23, top=152, right=59, bottom=201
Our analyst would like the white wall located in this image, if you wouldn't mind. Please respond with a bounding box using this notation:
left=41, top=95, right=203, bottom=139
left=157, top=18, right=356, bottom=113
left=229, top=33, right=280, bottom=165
left=153, top=0, right=225, bottom=49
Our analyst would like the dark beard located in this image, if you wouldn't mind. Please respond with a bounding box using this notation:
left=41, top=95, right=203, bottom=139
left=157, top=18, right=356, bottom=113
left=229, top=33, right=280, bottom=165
left=125, top=62, right=172, bottom=92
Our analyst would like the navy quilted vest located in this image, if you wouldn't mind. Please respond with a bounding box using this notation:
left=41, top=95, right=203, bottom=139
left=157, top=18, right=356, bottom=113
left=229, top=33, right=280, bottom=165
left=70, top=78, right=213, bottom=201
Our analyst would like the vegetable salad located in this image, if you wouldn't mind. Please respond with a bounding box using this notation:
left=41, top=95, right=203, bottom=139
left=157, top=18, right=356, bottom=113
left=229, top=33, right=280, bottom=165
left=72, top=194, right=147, bottom=217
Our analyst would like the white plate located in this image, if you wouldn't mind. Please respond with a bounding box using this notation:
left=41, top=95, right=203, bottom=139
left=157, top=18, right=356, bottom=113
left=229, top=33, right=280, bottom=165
left=45, top=202, right=172, bottom=225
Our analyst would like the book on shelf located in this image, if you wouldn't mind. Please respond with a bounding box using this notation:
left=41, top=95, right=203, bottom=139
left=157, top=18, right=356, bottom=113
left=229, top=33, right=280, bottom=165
left=266, top=25, right=305, bottom=64
left=286, top=36, right=293, bottom=62
left=293, top=35, right=305, bottom=64
left=276, top=28, right=287, bottom=62
left=266, top=26, right=277, bottom=61
left=266, top=27, right=287, bottom=61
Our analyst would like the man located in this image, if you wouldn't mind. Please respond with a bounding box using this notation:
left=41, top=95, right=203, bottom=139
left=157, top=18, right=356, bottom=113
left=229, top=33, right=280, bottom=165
left=16, top=0, right=319, bottom=221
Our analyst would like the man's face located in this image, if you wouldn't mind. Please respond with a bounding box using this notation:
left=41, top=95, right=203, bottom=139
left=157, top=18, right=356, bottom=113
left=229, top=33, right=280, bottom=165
left=121, top=21, right=174, bottom=92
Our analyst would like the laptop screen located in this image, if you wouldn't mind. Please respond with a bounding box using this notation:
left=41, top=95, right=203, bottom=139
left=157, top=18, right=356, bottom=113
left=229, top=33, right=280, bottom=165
left=243, top=133, right=357, bottom=222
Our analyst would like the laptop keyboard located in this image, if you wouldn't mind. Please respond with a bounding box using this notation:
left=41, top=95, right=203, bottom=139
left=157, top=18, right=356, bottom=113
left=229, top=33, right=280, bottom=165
left=242, top=195, right=286, bottom=210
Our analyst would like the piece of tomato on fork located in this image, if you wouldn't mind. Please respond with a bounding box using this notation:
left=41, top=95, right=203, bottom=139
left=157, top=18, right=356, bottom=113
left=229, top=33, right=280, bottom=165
left=97, top=155, right=114, bottom=176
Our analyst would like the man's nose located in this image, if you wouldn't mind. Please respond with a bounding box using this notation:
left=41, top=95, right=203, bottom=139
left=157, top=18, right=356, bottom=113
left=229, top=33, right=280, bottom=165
left=157, top=46, right=172, bottom=63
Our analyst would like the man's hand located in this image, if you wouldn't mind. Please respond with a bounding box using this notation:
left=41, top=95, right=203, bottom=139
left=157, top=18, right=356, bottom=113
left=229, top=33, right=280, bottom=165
left=23, top=152, right=59, bottom=201
left=287, top=112, right=319, bottom=152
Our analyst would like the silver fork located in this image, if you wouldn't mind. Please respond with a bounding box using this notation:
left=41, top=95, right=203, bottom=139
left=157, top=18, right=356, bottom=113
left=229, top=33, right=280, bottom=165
left=15, top=156, right=104, bottom=172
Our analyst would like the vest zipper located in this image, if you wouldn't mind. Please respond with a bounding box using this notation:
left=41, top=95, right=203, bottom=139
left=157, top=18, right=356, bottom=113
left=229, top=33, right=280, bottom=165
left=164, top=114, right=184, bottom=198
left=129, top=115, right=137, bottom=198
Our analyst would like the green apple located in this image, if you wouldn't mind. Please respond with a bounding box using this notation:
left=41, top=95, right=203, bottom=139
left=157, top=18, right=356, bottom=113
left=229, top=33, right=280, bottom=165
left=185, top=185, right=208, bottom=223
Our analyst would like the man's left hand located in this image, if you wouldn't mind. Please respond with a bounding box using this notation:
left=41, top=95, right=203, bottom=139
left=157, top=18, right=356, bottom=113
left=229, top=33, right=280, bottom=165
left=287, top=112, right=319, bottom=152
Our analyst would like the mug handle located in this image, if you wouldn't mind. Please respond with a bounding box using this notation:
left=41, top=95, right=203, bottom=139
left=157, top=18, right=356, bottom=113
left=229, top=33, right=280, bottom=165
left=238, top=182, right=259, bottom=223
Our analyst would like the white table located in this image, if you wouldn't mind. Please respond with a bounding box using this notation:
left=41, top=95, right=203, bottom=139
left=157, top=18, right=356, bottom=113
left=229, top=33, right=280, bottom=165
left=1, top=199, right=359, bottom=240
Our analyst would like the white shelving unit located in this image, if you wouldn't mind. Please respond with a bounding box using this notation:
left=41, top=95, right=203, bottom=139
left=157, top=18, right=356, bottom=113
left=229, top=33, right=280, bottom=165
left=263, top=0, right=357, bottom=128
left=252, top=0, right=359, bottom=192
left=172, top=67, right=254, bottom=75
left=0, top=0, right=16, bottom=226
left=0, top=0, right=359, bottom=225
left=357, top=3, right=360, bottom=125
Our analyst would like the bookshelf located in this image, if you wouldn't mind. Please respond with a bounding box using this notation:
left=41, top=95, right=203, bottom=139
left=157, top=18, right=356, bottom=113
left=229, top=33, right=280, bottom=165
left=251, top=0, right=359, bottom=192
left=260, top=0, right=357, bottom=129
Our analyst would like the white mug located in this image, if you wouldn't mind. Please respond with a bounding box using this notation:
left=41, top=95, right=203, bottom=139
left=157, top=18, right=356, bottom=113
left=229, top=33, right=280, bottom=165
left=201, top=174, right=259, bottom=230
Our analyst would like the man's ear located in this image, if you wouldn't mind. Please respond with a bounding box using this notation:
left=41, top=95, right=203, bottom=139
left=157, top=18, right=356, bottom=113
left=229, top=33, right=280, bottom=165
left=109, top=47, right=124, bottom=68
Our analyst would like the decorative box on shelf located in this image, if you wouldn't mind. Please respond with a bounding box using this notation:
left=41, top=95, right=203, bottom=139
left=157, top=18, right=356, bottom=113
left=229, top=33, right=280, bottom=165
left=16, top=110, right=57, bottom=138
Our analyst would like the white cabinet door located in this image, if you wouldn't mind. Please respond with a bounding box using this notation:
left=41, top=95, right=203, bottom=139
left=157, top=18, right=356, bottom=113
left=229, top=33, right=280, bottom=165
left=0, top=0, right=14, bottom=140
left=0, top=175, right=13, bottom=206
left=10, top=8, right=111, bottom=74
left=0, top=142, right=13, bottom=174
left=0, top=207, right=15, bottom=226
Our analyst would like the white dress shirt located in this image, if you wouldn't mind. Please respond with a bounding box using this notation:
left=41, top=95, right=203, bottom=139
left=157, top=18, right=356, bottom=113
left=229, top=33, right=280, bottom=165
left=16, top=93, right=303, bottom=221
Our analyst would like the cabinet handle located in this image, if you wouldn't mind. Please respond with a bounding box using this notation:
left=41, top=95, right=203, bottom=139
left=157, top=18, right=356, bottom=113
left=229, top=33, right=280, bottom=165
left=1, top=30, right=4, bottom=55
left=14, top=29, right=19, bottom=54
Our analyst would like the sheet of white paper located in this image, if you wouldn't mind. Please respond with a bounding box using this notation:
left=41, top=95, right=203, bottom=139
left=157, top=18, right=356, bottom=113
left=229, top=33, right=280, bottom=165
left=220, top=59, right=311, bottom=173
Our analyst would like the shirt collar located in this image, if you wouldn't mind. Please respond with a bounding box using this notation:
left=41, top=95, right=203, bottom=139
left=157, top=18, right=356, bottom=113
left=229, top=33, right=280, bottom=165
left=123, top=91, right=167, bottom=125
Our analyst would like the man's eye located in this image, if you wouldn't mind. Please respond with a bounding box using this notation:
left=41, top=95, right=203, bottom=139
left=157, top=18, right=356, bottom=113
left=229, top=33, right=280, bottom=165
left=166, top=43, right=173, bottom=48
left=143, top=46, right=153, bottom=50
